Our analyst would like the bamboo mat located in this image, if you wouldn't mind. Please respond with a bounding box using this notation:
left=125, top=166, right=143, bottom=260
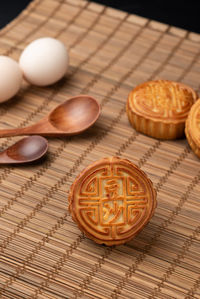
left=0, top=0, right=200, bottom=298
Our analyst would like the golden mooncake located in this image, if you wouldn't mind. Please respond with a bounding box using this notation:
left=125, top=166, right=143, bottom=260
left=185, top=98, right=200, bottom=158
left=68, top=157, right=157, bottom=246
left=127, top=80, right=197, bottom=139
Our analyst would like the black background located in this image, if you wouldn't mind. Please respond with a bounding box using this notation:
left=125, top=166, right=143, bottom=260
left=0, top=0, right=200, bottom=33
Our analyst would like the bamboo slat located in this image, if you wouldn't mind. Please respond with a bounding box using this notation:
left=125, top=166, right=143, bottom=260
left=0, top=0, right=200, bottom=298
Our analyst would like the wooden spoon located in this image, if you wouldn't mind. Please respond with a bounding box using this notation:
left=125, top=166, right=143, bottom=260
left=0, top=95, right=100, bottom=137
left=0, top=136, right=48, bottom=164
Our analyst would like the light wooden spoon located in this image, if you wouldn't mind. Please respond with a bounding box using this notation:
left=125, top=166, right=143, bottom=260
left=0, top=95, right=100, bottom=137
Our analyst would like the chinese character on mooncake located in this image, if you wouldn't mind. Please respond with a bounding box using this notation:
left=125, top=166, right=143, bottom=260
left=68, top=157, right=157, bottom=246
left=127, top=80, right=197, bottom=139
left=185, top=98, right=200, bottom=159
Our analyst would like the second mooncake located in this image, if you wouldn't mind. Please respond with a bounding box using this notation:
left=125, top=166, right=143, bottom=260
left=185, top=98, right=200, bottom=158
left=127, top=80, right=197, bottom=139
left=68, top=157, right=157, bottom=246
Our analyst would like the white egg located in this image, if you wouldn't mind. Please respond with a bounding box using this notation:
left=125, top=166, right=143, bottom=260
left=19, top=37, right=69, bottom=86
left=0, top=56, right=22, bottom=103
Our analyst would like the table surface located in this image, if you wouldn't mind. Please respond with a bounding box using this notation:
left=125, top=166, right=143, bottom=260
left=0, top=0, right=200, bottom=298
left=0, top=0, right=200, bottom=33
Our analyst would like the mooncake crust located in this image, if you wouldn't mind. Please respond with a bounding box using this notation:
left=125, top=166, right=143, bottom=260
left=127, top=80, right=197, bottom=139
left=185, top=98, right=200, bottom=158
left=68, top=157, right=157, bottom=246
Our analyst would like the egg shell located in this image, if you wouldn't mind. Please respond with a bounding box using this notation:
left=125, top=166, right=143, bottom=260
left=0, top=56, right=22, bottom=103
left=19, top=37, right=69, bottom=86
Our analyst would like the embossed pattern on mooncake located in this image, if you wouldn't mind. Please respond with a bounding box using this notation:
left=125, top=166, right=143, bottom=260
left=127, top=80, right=197, bottom=139
left=185, top=98, right=200, bottom=158
left=68, top=157, right=157, bottom=246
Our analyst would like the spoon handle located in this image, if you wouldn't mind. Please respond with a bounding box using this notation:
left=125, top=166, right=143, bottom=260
left=0, top=126, right=39, bottom=138
left=0, top=119, right=49, bottom=138
left=0, top=127, right=32, bottom=138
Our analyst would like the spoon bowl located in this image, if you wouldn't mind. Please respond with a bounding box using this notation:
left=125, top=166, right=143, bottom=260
left=49, top=95, right=100, bottom=134
left=0, top=95, right=100, bottom=138
left=0, top=136, right=48, bottom=164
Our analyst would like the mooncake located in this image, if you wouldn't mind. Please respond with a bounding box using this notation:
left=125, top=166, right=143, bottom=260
left=68, top=157, right=157, bottom=246
left=185, top=98, right=200, bottom=158
left=127, top=80, right=197, bottom=139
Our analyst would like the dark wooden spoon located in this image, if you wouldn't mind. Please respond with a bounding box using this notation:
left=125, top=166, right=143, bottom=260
left=0, top=136, right=48, bottom=164
left=0, top=95, right=100, bottom=137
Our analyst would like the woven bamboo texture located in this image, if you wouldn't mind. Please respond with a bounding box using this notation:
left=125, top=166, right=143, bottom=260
left=0, top=0, right=200, bottom=298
